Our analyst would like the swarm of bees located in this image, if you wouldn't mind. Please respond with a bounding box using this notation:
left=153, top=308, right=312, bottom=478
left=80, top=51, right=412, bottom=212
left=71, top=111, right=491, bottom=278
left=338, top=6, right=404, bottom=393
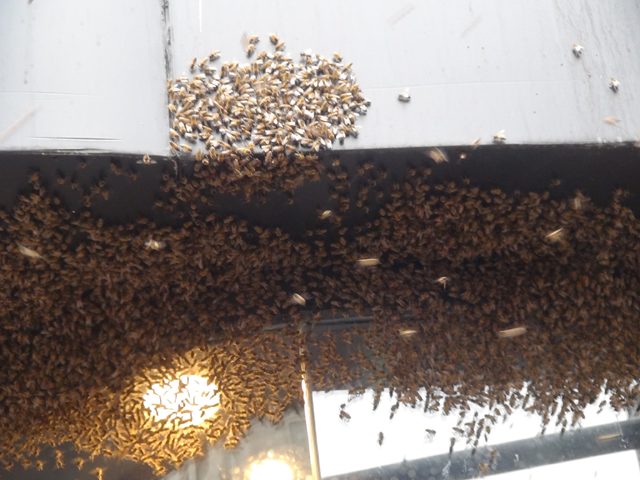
left=167, top=36, right=370, bottom=172
left=0, top=143, right=639, bottom=478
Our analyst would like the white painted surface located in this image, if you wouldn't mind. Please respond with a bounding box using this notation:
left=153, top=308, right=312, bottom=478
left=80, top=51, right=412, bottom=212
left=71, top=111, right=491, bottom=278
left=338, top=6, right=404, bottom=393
left=167, top=0, right=640, bottom=149
left=1, top=0, right=640, bottom=153
left=0, top=0, right=169, bottom=154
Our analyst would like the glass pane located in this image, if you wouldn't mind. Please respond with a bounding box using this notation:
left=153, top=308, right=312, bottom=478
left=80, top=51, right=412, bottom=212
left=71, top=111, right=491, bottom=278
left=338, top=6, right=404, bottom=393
left=307, top=325, right=640, bottom=479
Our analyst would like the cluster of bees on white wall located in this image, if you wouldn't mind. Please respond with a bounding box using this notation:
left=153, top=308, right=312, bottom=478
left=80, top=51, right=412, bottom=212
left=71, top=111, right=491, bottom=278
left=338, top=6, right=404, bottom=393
left=167, top=34, right=370, bottom=175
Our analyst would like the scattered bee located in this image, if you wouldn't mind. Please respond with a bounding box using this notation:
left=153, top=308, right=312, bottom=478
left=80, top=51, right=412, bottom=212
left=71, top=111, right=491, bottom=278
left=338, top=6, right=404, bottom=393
left=17, top=243, right=43, bottom=259
left=137, top=153, right=157, bottom=165
left=92, top=467, right=105, bottom=480
left=319, top=209, right=333, bottom=220
left=190, top=57, right=197, bottom=72
left=339, top=404, right=351, bottom=422
left=603, top=116, right=620, bottom=126
left=545, top=227, right=565, bottom=242
left=497, top=326, right=527, bottom=338
left=74, top=457, right=86, bottom=470
left=54, top=449, right=64, bottom=469
left=398, top=328, right=418, bottom=337
left=426, top=147, right=448, bottom=164
left=290, top=293, right=306, bottom=306
left=357, top=257, right=380, bottom=267
left=145, top=238, right=166, bottom=250
left=608, top=78, right=620, bottom=93
left=378, top=432, right=384, bottom=446
left=493, top=130, right=507, bottom=144
left=435, top=276, right=450, bottom=289
left=397, top=89, right=411, bottom=103
left=269, top=34, right=279, bottom=45
left=572, top=43, right=584, bottom=58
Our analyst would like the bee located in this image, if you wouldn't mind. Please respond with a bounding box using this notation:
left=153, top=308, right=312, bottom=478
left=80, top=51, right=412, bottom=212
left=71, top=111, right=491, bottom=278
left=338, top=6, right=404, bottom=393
left=35, top=459, right=44, bottom=471
left=545, top=228, right=564, bottom=242
left=246, top=44, right=256, bottom=58
left=209, top=50, right=221, bottom=61
left=356, top=257, right=380, bottom=267
left=269, top=34, right=279, bottom=45
left=145, top=238, right=166, bottom=250
left=493, top=130, right=507, bottom=144
left=398, top=328, right=418, bottom=337
left=378, top=432, right=384, bottom=446
left=608, top=78, right=620, bottom=93
left=92, top=467, right=105, bottom=480
left=397, top=89, right=411, bottom=103
left=332, top=52, right=343, bottom=63
left=137, top=153, right=157, bottom=165
left=189, top=57, right=197, bottom=72
left=290, top=293, right=306, bottom=306
left=16, top=243, right=43, bottom=259
left=319, top=210, right=333, bottom=220
left=435, top=276, right=449, bottom=288
left=275, top=41, right=286, bottom=51
left=247, top=35, right=259, bottom=45
left=603, top=116, right=620, bottom=126
left=426, top=147, right=448, bottom=164
left=339, top=405, right=351, bottom=422
left=54, top=449, right=64, bottom=469
left=497, top=326, right=527, bottom=338
left=572, top=43, right=584, bottom=58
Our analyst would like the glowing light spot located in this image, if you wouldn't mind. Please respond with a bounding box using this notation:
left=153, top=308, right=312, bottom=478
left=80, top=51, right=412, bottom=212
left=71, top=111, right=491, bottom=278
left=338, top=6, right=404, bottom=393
left=143, top=374, right=220, bottom=428
left=246, top=451, right=295, bottom=480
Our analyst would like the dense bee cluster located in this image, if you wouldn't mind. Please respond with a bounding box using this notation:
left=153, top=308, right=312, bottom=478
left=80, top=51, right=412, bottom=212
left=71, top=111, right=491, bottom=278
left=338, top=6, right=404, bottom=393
left=0, top=153, right=639, bottom=477
left=167, top=36, right=369, bottom=171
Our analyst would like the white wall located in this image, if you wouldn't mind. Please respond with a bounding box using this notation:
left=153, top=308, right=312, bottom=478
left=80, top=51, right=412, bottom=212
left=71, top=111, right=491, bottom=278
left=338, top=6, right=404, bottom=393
left=1, top=0, right=639, bottom=154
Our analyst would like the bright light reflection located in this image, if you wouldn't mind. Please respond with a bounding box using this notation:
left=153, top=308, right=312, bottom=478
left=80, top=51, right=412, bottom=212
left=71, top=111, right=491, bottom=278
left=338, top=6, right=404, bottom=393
left=143, top=374, right=220, bottom=427
left=246, top=451, right=295, bottom=480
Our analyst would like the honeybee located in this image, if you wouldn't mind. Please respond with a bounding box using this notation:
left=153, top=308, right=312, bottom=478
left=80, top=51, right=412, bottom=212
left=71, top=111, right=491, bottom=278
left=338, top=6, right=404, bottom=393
left=356, top=257, right=380, bottom=267
left=493, top=130, right=507, bottom=144
left=497, top=326, right=527, bottom=338
left=545, top=228, right=564, bottom=242
left=17, top=243, right=43, bottom=259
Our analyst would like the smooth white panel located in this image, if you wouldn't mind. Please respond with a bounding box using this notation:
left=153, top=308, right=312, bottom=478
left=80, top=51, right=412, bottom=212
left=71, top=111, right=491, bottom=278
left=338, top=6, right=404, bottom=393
left=168, top=0, right=640, bottom=149
left=0, top=0, right=170, bottom=154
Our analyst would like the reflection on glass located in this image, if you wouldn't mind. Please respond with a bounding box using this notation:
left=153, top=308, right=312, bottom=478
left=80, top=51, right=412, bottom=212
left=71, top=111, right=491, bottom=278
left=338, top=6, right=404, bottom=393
left=245, top=450, right=296, bottom=480
left=313, top=388, right=639, bottom=479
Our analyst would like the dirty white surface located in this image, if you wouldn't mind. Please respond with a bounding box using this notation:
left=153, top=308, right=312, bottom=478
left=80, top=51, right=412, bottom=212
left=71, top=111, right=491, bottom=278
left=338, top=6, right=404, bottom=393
left=0, top=0, right=169, bottom=154
left=1, top=0, right=640, bottom=154
left=168, top=0, right=640, bottom=150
